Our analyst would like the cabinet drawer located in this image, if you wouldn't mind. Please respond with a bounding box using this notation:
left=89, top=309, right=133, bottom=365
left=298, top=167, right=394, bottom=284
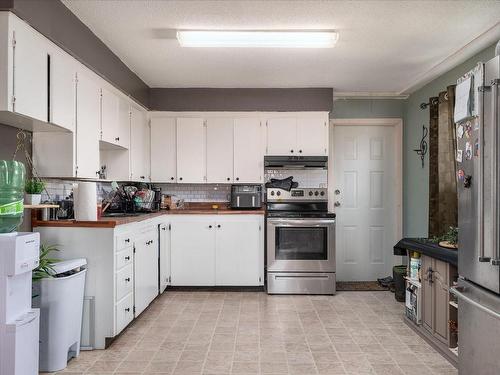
left=116, top=264, right=134, bottom=302
left=115, top=246, right=133, bottom=271
left=116, top=233, right=133, bottom=251
left=115, top=293, right=134, bottom=334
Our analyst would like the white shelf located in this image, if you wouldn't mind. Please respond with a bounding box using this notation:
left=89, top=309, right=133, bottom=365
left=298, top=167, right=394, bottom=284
left=449, top=300, right=458, bottom=309
left=449, top=347, right=458, bottom=356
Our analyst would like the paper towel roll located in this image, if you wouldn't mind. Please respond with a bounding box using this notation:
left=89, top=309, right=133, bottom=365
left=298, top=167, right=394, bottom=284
left=73, top=182, right=97, bottom=221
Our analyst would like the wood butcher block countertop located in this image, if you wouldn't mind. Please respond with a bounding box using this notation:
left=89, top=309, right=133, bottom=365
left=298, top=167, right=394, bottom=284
left=32, top=203, right=265, bottom=228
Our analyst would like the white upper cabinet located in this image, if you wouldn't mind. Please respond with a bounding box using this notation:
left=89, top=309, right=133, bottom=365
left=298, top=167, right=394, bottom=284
left=206, top=118, right=234, bottom=183
left=150, top=117, right=176, bottom=182
left=176, top=117, right=206, bottom=183
left=100, top=87, right=120, bottom=145
left=10, top=13, right=48, bottom=123
left=48, top=43, right=76, bottom=132
left=296, top=117, right=328, bottom=155
left=266, top=115, right=328, bottom=156
left=266, top=118, right=297, bottom=155
left=234, top=118, right=263, bottom=183
left=130, top=106, right=149, bottom=181
left=117, top=97, right=130, bottom=149
left=75, top=67, right=100, bottom=179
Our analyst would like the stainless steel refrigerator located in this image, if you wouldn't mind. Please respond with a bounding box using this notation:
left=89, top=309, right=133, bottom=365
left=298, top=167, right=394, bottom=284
left=452, top=53, right=500, bottom=374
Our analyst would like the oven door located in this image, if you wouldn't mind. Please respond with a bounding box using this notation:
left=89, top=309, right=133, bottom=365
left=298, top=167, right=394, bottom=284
left=267, top=218, right=336, bottom=273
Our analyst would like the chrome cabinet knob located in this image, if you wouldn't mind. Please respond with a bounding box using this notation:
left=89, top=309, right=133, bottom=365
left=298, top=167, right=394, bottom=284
left=334, top=189, right=341, bottom=195
left=334, top=201, right=341, bottom=207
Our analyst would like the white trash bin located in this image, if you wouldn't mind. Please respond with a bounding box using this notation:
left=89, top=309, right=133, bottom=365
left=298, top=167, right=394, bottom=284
left=33, top=258, right=87, bottom=372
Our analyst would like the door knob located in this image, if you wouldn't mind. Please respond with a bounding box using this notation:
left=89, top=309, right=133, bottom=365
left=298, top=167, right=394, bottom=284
left=334, top=201, right=341, bottom=207
left=334, top=189, right=341, bottom=195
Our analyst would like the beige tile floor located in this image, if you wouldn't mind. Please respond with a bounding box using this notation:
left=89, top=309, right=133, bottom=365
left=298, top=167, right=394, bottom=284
left=48, top=291, right=457, bottom=375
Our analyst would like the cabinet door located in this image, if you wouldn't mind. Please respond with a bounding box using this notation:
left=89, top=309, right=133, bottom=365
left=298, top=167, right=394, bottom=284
left=117, top=97, right=130, bottom=149
left=433, top=260, right=449, bottom=344
left=266, top=118, right=297, bottom=155
left=134, top=230, right=159, bottom=316
left=296, top=117, right=327, bottom=155
left=100, top=87, right=119, bottom=145
left=159, top=223, right=170, bottom=293
left=11, top=15, right=47, bottom=122
left=151, top=118, right=177, bottom=182
left=171, top=219, right=215, bottom=286
left=421, top=255, right=434, bottom=334
left=48, top=44, right=76, bottom=131
left=234, top=118, right=263, bottom=183
left=206, top=118, right=234, bottom=183
left=176, top=118, right=206, bottom=183
left=130, top=106, right=149, bottom=181
left=215, top=219, right=261, bottom=286
left=76, top=69, right=100, bottom=178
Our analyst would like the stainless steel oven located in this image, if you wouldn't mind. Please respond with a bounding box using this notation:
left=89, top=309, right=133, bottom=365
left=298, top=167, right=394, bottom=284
left=266, top=188, right=336, bottom=294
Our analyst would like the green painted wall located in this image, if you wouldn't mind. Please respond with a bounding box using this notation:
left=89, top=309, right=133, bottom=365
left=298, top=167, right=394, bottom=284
left=332, top=43, right=497, bottom=238
left=403, top=44, right=496, bottom=237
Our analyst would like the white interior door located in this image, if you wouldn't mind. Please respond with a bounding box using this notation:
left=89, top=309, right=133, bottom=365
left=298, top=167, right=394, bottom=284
left=333, top=124, right=398, bottom=281
left=206, top=118, right=234, bottom=183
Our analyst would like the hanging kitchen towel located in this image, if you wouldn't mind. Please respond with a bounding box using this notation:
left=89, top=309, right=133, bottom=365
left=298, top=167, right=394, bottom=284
left=73, top=182, right=97, bottom=221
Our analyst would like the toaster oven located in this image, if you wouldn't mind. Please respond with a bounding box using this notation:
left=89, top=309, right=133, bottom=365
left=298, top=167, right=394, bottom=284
left=230, top=185, right=262, bottom=209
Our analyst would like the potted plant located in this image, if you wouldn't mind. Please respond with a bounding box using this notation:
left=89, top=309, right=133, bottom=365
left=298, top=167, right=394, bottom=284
left=25, top=178, right=45, bottom=205
left=32, top=244, right=59, bottom=281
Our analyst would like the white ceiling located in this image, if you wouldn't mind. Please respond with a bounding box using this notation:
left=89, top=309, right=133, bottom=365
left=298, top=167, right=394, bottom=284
left=62, top=0, right=500, bottom=95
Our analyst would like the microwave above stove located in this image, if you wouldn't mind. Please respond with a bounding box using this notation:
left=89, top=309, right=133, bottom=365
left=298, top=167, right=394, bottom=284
left=230, top=185, right=262, bottom=209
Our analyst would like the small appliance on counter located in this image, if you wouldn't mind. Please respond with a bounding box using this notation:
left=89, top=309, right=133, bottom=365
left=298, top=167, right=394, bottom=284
left=230, top=185, right=262, bottom=209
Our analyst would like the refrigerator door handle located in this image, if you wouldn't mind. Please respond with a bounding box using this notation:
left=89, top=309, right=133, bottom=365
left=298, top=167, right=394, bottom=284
left=478, top=81, right=490, bottom=262
left=451, top=286, right=500, bottom=320
left=491, top=78, right=500, bottom=266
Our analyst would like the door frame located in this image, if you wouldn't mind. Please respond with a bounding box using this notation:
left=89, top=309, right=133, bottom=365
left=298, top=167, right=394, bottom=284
left=329, top=118, right=403, bottom=274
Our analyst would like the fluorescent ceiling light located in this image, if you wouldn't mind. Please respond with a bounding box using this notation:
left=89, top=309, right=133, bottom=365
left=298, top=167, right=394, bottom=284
left=176, top=30, right=338, bottom=48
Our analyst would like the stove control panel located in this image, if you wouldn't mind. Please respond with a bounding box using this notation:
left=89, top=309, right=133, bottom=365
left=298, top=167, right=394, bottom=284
left=267, top=188, right=328, bottom=202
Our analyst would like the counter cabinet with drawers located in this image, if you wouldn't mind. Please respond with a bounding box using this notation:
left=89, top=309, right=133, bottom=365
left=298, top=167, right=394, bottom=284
left=33, top=212, right=264, bottom=349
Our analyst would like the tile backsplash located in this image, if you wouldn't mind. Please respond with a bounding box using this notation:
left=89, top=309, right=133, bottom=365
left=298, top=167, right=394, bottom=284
left=264, top=169, right=327, bottom=188
left=41, top=180, right=232, bottom=203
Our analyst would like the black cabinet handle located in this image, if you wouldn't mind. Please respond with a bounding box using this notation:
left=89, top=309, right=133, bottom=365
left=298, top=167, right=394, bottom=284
left=179, top=177, right=183, bottom=181
left=236, top=177, right=239, bottom=181
left=290, top=149, right=294, bottom=153
left=125, top=307, right=130, bottom=312
left=227, top=177, right=230, bottom=181
left=125, top=277, right=131, bottom=282
left=140, top=176, right=145, bottom=179
left=217, top=224, right=221, bottom=228
left=115, top=137, right=120, bottom=141
left=299, top=150, right=302, bottom=153
left=125, top=256, right=130, bottom=260
left=170, top=177, right=174, bottom=180
left=208, top=225, right=212, bottom=229
left=125, top=239, right=130, bottom=243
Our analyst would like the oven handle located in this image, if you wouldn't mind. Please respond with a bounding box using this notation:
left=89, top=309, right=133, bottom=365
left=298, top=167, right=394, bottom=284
left=267, top=218, right=336, bottom=226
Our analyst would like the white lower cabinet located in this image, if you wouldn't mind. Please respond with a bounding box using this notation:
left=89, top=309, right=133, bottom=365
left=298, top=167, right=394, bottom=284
left=33, top=213, right=263, bottom=350
left=134, top=228, right=159, bottom=316
left=171, top=218, right=216, bottom=286
left=170, top=215, right=264, bottom=287
left=159, top=222, right=171, bottom=293
left=215, top=218, right=261, bottom=286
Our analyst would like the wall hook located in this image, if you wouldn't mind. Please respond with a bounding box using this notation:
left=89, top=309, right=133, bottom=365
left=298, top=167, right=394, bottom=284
left=413, top=125, right=428, bottom=168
